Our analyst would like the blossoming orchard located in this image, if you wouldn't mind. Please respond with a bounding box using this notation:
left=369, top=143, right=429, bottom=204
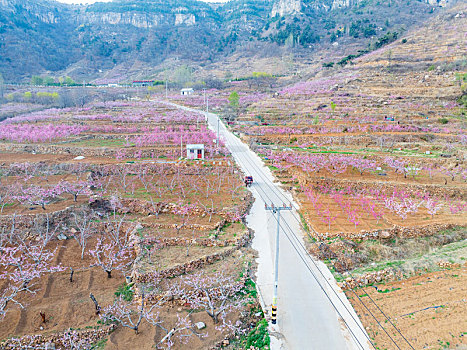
left=223, top=39, right=466, bottom=347
left=0, top=100, right=259, bottom=349
left=1, top=3, right=466, bottom=348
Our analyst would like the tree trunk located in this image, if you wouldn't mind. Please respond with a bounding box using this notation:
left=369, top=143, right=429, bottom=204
left=90, top=293, right=101, bottom=314
left=207, top=309, right=219, bottom=324
left=106, top=270, right=112, bottom=278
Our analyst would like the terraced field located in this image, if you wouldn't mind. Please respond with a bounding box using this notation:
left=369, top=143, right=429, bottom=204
left=0, top=101, right=261, bottom=349
left=225, top=4, right=467, bottom=349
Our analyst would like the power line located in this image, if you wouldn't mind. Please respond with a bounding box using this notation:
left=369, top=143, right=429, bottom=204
left=169, top=103, right=411, bottom=350
left=242, top=163, right=370, bottom=349
left=226, top=135, right=409, bottom=350
left=234, top=146, right=414, bottom=349
left=231, top=133, right=414, bottom=349
left=264, top=203, right=292, bottom=325
left=219, top=137, right=374, bottom=349
left=270, top=207, right=370, bottom=350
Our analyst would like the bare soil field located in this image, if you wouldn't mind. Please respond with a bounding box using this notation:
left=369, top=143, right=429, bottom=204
left=0, top=101, right=261, bottom=349
left=222, top=4, right=466, bottom=348
left=346, top=267, right=467, bottom=350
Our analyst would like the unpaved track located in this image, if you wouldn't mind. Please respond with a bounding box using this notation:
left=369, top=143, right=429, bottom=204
left=165, top=101, right=371, bottom=350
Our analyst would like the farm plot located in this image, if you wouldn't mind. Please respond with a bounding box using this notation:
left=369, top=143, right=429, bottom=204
left=0, top=100, right=262, bottom=349
left=225, top=7, right=466, bottom=348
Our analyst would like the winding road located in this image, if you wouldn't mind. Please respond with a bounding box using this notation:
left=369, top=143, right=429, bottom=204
left=165, top=101, right=371, bottom=350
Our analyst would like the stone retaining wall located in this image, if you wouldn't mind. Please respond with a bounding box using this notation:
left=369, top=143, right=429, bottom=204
left=303, top=176, right=466, bottom=200
left=338, top=261, right=465, bottom=290
left=338, top=269, right=403, bottom=290
left=259, top=132, right=460, bottom=146
left=0, top=206, right=77, bottom=232
left=140, top=233, right=244, bottom=249
left=134, top=229, right=251, bottom=283
left=312, top=223, right=462, bottom=240
left=0, top=325, right=115, bottom=350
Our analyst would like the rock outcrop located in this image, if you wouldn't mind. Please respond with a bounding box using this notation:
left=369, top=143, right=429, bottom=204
left=271, top=0, right=302, bottom=17
left=331, top=0, right=362, bottom=10
left=81, top=12, right=197, bottom=29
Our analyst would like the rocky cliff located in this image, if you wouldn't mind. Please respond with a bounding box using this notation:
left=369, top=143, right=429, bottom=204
left=271, top=0, right=302, bottom=17
left=331, top=0, right=361, bottom=10
left=0, top=0, right=68, bottom=24
left=0, top=0, right=451, bottom=81
left=80, top=11, right=198, bottom=28
left=80, top=12, right=165, bottom=28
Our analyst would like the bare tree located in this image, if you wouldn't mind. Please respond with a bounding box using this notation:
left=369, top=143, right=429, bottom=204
left=89, top=237, right=131, bottom=279
left=99, top=276, right=203, bottom=348
left=105, top=210, right=133, bottom=252
left=0, top=240, right=64, bottom=319
left=72, top=209, right=96, bottom=259
left=0, top=184, right=14, bottom=214
left=198, top=198, right=216, bottom=223
left=113, top=165, right=135, bottom=194
left=73, top=87, right=90, bottom=108
left=100, top=292, right=160, bottom=334
left=181, top=271, right=245, bottom=325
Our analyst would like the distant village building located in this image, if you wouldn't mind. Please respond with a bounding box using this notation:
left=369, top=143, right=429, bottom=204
left=181, top=88, right=194, bottom=96
left=132, top=80, right=154, bottom=87
left=186, top=144, right=204, bottom=159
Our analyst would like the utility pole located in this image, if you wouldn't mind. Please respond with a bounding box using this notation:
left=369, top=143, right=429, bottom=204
left=216, top=116, right=220, bottom=153
left=165, top=78, right=168, bottom=99
left=265, top=202, right=292, bottom=325
left=206, top=96, right=209, bottom=113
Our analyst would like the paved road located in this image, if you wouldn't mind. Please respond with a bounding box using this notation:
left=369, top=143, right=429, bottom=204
left=166, top=102, right=371, bottom=350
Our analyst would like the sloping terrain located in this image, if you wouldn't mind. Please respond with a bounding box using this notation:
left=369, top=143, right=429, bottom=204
left=0, top=0, right=448, bottom=82
left=225, top=3, right=466, bottom=348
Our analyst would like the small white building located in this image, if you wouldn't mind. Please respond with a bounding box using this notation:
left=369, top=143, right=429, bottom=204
left=186, top=144, right=204, bottom=159
left=181, top=88, right=194, bottom=96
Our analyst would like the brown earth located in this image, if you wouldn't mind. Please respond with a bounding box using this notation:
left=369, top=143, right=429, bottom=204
left=346, top=267, right=467, bottom=350
left=0, top=101, right=255, bottom=349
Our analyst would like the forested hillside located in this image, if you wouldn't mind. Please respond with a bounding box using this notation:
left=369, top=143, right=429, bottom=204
left=0, top=0, right=454, bottom=81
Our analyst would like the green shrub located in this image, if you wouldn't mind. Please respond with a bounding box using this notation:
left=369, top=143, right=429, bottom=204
left=115, top=283, right=134, bottom=302
left=438, top=118, right=449, bottom=124
left=242, top=278, right=258, bottom=299
left=246, top=319, right=270, bottom=349
left=458, top=95, right=467, bottom=107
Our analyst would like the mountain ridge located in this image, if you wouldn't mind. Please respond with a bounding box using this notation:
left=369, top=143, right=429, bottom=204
left=0, top=0, right=454, bottom=82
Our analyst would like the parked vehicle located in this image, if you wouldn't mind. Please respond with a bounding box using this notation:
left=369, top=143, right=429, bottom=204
left=244, top=176, right=253, bottom=187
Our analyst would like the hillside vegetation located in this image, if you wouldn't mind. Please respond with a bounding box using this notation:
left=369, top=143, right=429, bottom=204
left=0, top=0, right=451, bottom=82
